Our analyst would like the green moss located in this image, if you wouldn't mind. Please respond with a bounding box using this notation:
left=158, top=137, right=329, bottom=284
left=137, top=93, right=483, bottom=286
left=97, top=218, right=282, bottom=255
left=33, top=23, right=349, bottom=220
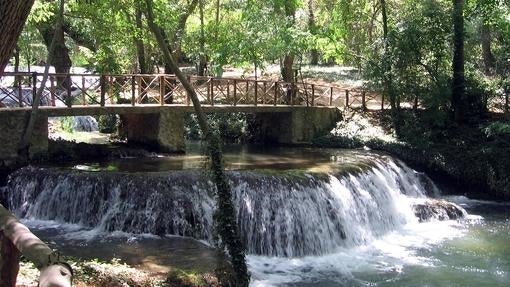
left=164, top=270, right=207, bottom=287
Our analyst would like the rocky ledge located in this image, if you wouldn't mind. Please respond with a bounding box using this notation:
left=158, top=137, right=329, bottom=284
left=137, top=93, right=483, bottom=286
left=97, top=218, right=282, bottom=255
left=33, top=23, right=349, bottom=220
left=412, top=199, right=466, bottom=222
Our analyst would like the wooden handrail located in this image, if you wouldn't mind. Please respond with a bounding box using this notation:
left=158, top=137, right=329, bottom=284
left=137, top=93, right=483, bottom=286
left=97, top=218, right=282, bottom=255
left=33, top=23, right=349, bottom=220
left=0, top=72, right=400, bottom=110
left=0, top=204, right=72, bottom=287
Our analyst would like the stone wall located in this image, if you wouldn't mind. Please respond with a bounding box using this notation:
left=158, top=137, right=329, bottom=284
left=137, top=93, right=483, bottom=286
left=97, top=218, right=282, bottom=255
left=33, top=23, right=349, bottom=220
left=0, top=111, right=48, bottom=161
left=250, top=107, right=341, bottom=144
left=120, top=110, right=185, bottom=153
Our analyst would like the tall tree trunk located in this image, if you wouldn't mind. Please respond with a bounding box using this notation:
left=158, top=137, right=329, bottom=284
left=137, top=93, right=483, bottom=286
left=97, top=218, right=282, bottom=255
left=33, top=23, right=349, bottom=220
left=380, top=0, right=400, bottom=135
left=215, top=0, right=221, bottom=38
left=308, top=0, right=319, bottom=65
left=451, top=0, right=465, bottom=123
left=0, top=0, right=36, bottom=76
left=198, top=0, right=207, bottom=76
left=481, top=23, right=495, bottom=76
left=143, top=1, right=249, bottom=286
left=38, top=21, right=72, bottom=88
left=19, top=0, right=63, bottom=157
left=135, top=5, right=148, bottom=74
left=14, top=47, right=20, bottom=87
left=282, top=2, right=296, bottom=82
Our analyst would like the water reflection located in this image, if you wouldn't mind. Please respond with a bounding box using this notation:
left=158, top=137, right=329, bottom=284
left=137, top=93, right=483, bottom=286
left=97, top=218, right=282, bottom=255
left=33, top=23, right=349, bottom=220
left=66, top=143, right=380, bottom=174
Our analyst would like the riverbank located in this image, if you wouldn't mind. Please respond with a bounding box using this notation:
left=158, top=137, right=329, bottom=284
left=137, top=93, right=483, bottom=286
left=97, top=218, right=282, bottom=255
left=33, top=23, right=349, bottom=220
left=17, top=257, right=222, bottom=287
left=312, top=109, right=510, bottom=200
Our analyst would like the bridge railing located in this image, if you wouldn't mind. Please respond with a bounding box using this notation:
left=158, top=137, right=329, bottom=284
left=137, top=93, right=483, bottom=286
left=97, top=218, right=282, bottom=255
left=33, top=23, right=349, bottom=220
left=0, top=72, right=391, bottom=110
left=9, top=72, right=507, bottom=112
left=0, top=204, right=72, bottom=287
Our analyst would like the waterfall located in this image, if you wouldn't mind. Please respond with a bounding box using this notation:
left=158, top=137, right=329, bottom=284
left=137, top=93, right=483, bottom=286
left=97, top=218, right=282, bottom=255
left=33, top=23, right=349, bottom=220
left=3, top=155, right=455, bottom=257
left=72, top=116, right=99, bottom=132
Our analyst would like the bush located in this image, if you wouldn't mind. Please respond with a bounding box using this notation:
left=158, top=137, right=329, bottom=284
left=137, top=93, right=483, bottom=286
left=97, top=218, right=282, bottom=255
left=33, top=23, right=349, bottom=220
left=96, top=114, right=119, bottom=134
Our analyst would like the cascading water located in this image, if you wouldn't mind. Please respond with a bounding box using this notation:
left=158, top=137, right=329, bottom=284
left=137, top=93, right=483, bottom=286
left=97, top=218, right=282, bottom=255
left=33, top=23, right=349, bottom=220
left=3, top=153, right=458, bottom=258
left=72, top=116, right=99, bottom=132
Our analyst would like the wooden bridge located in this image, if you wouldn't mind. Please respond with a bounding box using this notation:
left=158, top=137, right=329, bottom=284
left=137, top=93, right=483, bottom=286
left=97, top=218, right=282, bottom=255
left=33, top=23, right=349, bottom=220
left=0, top=72, right=347, bottom=160
left=0, top=72, right=381, bottom=109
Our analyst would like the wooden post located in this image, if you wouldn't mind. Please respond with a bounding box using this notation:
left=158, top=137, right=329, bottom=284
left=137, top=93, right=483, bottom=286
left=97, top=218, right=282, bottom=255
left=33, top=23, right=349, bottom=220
left=207, top=79, right=211, bottom=104
left=50, top=76, right=55, bottom=106
left=0, top=204, right=73, bottom=287
left=108, top=76, right=113, bottom=103
left=311, top=84, right=315, bottom=107
left=362, top=91, right=366, bottom=110
left=186, top=75, right=191, bottom=106
left=66, top=75, right=72, bottom=107
left=254, top=81, right=258, bottom=106
left=131, top=76, right=136, bottom=106
left=233, top=79, right=237, bottom=106
left=414, top=96, right=418, bottom=111
left=262, top=82, right=267, bottom=104
left=18, top=76, right=23, bottom=108
left=159, top=75, right=165, bottom=105
left=505, top=94, right=509, bottom=113
left=210, top=79, right=214, bottom=106
left=274, top=82, right=278, bottom=106
left=17, top=76, right=23, bottom=107
left=31, top=73, right=37, bottom=106
left=100, top=75, right=106, bottom=107
left=290, top=84, right=294, bottom=106
left=82, top=76, right=87, bottom=105
left=381, top=94, right=385, bottom=110
left=345, top=89, right=349, bottom=108
left=227, top=80, right=230, bottom=104
left=137, top=76, right=142, bottom=103
left=329, top=87, right=333, bottom=106
left=0, top=230, right=21, bottom=287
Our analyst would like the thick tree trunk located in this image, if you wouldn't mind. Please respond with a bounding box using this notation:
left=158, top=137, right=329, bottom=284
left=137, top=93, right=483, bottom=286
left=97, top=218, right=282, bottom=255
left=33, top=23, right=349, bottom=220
left=380, top=0, right=401, bottom=135
left=38, top=21, right=72, bottom=88
left=308, top=0, right=319, bottom=65
left=282, top=55, right=295, bottom=82
left=282, top=2, right=296, bottom=82
left=198, top=0, right=207, bottom=76
left=481, top=23, right=495, bottom=76
left=144, top=2, right=249, bottom=285
left=451, top=0, right=465, bottom=123
left=135, top=6, right=149, bottom=74
left=0, top=0, right=36, bottom=76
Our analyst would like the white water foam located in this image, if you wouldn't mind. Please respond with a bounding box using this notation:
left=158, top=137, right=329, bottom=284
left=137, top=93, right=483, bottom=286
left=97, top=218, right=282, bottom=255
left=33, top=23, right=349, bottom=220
left=248, top=218, right=471, bottom=286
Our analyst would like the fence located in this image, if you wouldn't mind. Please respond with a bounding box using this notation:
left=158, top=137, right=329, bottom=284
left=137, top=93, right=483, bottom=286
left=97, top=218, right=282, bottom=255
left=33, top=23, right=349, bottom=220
left=0, top=204, right=72, bottom=287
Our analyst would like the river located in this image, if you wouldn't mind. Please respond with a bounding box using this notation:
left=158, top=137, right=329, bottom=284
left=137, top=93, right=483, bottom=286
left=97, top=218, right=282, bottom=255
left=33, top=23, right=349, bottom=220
left=2, top=145, right=508, bottom=286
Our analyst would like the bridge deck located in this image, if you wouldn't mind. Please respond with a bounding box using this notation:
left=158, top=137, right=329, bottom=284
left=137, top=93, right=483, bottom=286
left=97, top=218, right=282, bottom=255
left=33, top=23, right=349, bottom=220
left=0, top=104, right=334, bottom=117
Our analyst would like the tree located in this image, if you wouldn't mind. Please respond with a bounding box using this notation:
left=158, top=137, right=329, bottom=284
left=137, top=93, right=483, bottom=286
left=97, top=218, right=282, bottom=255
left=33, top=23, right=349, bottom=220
left=380, top=0, right=401, bottom=135
left=144, top=1, right=250, bottom=286
left=0, top=0, right=36, bottom=75
left=281, top=0, right=297, bottom=82
left=452, top=0, right=466, bottom=123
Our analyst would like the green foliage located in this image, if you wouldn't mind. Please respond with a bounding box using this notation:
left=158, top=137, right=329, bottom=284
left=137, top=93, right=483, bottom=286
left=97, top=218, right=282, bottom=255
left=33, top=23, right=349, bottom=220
left=484, top=121, right=510, bottom=138
left=185, top=113, right=249, bottom=143
left=96, top=114, right=118, bottom=134
left=58, top=117, right=75, bottom=133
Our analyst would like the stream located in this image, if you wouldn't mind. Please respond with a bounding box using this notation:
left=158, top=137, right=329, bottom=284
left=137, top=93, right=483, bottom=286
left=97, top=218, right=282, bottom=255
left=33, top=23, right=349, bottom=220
left=2, top=145, right=508, bottom=286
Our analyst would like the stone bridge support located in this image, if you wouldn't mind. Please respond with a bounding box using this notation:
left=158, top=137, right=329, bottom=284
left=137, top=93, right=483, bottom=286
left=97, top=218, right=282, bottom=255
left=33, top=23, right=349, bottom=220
left=250, top=107, right=341, bottom=144
left=120, top=110, right=186, bottom=153
left=0, top=106, right=340, bottom=160
left=0, top=111, right=48, bottom=161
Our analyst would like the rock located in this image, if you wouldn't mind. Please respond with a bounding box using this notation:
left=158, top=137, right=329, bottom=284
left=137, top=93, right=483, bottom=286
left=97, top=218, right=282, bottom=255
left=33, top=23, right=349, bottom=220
left=412, top=199, right=466, bottom=222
